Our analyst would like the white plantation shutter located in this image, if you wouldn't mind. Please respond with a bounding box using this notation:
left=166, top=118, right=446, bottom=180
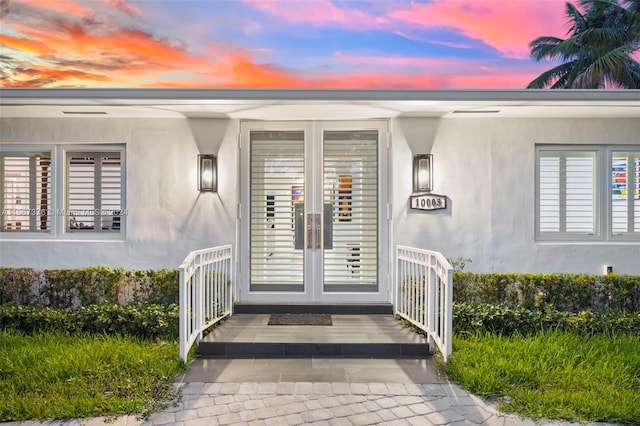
left=1, top=152, right=51, bottom=232
left=611, top=152, right=640, bottom=235
left=566, top=155, right=596, bottom=233
left=67, top=152, right=123, bottom=232
left=539, top=156, right=560, bottom=232
left=538, top=150, right=597, bottom=236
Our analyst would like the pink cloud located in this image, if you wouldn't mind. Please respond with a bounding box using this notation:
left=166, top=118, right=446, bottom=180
left=241, top=0, right=386, bottom=30
left=388, top=0, right=568, bottom=58
left=11, top=0, right=93, bottom=17
left=241, top=0, right=569, bottom=58
left=102, top=0, right=143, bottom=17
left=322, top=52, right=550, bottom=88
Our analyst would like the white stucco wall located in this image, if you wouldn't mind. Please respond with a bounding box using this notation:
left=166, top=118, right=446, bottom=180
left=0, top=116, right=238, bottom=270
left=2, top=115, right=638, bottom=275
left=392, top=117, right=640, bottom=275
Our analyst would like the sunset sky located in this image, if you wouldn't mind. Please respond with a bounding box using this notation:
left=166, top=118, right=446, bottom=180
left=0, top=0, right=577, bottom=88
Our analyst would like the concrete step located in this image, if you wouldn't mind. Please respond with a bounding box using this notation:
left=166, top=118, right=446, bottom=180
left=233, top=303, right=394, bottom=315
left=198, top=313, right=431, bottom=359
left=198, top=341, right=431, bottom=358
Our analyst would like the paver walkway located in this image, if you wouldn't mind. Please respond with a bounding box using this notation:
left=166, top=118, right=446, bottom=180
left=7, top=380, right=619, bottom=426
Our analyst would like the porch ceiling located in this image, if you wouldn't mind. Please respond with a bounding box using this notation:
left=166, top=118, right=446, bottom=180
left=1, top=89, right=639, bottom=120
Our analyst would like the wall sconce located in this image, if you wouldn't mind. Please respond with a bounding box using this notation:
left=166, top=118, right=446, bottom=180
left=198, top=154, right=217, bottom=192
left=413, top=154, right=433, bottom=193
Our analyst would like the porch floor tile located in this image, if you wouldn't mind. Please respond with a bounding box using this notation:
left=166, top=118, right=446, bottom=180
left=180, top=357, right=444, bottom=384
left=201, top=314, right=426, bottom=344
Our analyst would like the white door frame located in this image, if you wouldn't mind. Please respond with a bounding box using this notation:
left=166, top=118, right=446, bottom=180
left=237, top=120, right=390, bottom=303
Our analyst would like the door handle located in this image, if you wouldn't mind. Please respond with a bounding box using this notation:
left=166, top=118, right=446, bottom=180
left=306, top=213, right=313, bottom=249
left=323, top=203, right=333, bottom=250
left=315, top=213, right=321, bottom=249
left=294, top=203, right=304, bottom=250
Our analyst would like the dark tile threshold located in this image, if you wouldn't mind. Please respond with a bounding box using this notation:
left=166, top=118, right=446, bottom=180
left=233, top=303, right=394, bottom=315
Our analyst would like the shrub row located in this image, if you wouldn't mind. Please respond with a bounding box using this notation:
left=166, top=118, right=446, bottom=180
left=453, top=272, right=640, bottom=312
left=0, top=267, right=179, bottom=308
left=0, top=302, right=179, bottom=340
left=4, top=300, right=636, bottom=341
left=453, top=302, right=640, bottom=336
left=3, top=267, right=638, bottom=312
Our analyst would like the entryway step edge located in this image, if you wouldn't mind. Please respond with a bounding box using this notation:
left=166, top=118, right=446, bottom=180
left=198, top=342, right=431, bottom=358
left=233, top=303, right=394, bottom=315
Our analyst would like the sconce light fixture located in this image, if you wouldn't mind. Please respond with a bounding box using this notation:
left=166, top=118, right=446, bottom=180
left=198, top=154, right=217, bottom=192
left=413, top=154, right=433, bottom=193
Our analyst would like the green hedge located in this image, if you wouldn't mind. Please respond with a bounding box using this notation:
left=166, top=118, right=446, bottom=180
left=0, top=268, right=179, bottom=308
left=454, top=272, right=640, bottom=312
left=453, top=302, right=640, bottom=336
left=3, top=268, right=638, bottom=312
left=0, top=303, right=179, bottom=340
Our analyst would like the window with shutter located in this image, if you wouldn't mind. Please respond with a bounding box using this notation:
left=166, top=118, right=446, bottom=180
left=1, top=152, right=52, bottom=232
left=538, top=150, right=597, bottom=238
left=537, top=146, right=639, bottom=241
left=66, top=152, right=123, bottom=232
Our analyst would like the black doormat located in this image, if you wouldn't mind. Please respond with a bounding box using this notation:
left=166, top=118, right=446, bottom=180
left=268, top=313, right=332, bottom=326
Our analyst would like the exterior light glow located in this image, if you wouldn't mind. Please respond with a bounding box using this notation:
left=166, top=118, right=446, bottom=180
left=198, top=154, right=217, bottom=192
left=413, top=154, right=433, bottom=193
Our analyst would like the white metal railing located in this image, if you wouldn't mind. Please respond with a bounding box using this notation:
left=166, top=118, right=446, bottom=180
left=179, top=245, right=233, bottom=362
left=395, top=245, right=453, bottom=361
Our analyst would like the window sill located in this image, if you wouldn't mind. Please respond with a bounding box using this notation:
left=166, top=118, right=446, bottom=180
left=0, top=234, right=125, bottom=242
left=536, top=240, right=640, bottom=245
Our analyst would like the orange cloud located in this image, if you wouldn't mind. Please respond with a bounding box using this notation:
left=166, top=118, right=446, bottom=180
left=0, top=34, right=55, bottom=56
left=223, top=54, right=307, bottom=88
left=389, top=0, right=567, bottom=58
left=2, top=67, right=112, bottom=88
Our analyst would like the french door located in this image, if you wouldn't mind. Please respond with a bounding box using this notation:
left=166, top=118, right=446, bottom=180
left=239, top=121, right=389, bottom=302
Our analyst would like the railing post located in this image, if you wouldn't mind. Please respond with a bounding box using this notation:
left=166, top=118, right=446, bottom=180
left=444, top=265, right=453, bottom=361
left=195, top=253, right=204, bottom=344
left=394, top=247, right=399, bottom=314
left=179, top=266, right=187, bottom=362
left=427, top=255, right=436, bottom=350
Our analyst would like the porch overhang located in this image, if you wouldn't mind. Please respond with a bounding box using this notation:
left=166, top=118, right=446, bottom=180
left=1, top=88, right=639, bottom=120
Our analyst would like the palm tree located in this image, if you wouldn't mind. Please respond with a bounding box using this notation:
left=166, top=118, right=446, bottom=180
left=527, top=0, right=640, bottom=88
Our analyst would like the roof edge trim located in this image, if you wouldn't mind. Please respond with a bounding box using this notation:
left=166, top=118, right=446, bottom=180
left=1, top=88, right=639, bottom=103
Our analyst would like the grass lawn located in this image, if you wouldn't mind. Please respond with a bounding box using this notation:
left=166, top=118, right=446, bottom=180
left=0, top=331, right=185, bottom=422
left=439, top=331, right=640, bottom=424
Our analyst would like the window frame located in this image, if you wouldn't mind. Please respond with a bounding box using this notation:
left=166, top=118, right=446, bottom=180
left=0, top=144, right=126, bottom=240
left=536, top=144, right=640, bottom=242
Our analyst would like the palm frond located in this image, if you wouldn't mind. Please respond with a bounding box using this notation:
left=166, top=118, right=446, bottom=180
left=527, top=61, right=579, bottom=88
left=607, top=57, right=640, bottom=87
left=588, top=43, right=637, bottom=74
left=566, top=2, right=588, bottom=34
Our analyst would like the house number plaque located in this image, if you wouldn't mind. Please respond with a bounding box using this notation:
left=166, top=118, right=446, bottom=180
left=410, top=193, right=447, bottom=211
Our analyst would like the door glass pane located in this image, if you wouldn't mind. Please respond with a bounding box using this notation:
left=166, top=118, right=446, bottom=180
left=323, top=131, right=378, bottom=291
left=250, top=131, right=305, bottom=291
